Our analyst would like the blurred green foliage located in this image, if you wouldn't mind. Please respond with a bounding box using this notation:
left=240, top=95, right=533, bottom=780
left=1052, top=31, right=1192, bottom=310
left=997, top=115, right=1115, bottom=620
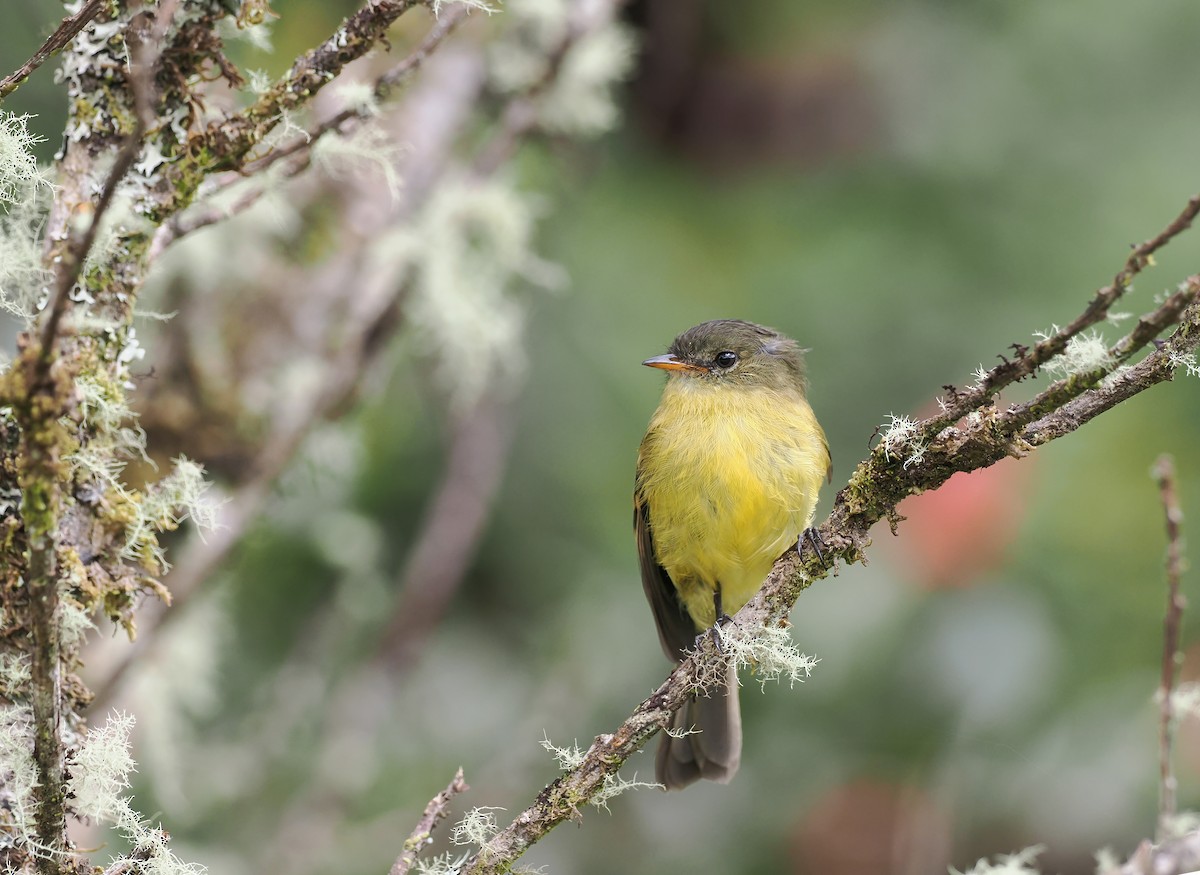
left=5, top=0, right=1200, bottom=873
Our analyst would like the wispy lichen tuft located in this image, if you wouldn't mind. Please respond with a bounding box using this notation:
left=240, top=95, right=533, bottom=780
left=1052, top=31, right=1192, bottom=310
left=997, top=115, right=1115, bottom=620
left=311, top=123, right=403, bottom=201
left=490, top=0, right=635, bottom=136
left=414, top=851, right=469, bottom=875
left=67, top=709, right=206, bottom=874
left=70, top=710, right=137, bottom=822
left=0, top=111, right=53, bottom=319
left=395, top=175, right=566, bottom=409
left=540, top=734, right=662, bottom=808
left=951, top=845, right=1045, bottom=875
left=451, top=807, right=505, bottom=846
left=539, top=733, right=585, bottom=771
left=880, top=414, right=926, bottom=469
left=1042, top=330, right=1113, bottom=379
left=0, top=707, right=38, bottom=844
left=1168, top=350, right=1200, bottom=378
left=717, top=623, right=819, bottom=690
left=122, top=457, right=219, bottom=570
left=0, top=112, right=49, bottom=205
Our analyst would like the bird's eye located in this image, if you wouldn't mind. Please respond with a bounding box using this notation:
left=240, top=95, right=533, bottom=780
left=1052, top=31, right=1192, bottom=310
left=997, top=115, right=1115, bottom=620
left=714, top=351, right=738, bottom=369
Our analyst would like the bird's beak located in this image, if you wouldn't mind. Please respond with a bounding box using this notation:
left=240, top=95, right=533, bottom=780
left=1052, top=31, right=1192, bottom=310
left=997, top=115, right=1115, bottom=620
left=642, top=354, right=706, bottom=372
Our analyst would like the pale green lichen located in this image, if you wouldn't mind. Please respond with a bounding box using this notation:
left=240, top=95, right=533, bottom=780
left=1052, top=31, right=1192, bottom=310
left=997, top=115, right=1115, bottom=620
left=952, top=846, right=1045, bottom=875
left=716, top=623, right=819, bottom=691
left=0, top=652, right=31, bottom=697
left=489, top=0, right=635, bottom=136
left=391, top=175, right=566, bottom=409
left=879, top=413, right=926, bottom=469
left=539, top=733, right=585, bottom=770
left=451, top=806, right=505, bottom=847
left=311, top=123, right=403, bottom=201
left=414, top=852, right=470, bottom=875
left=0, top=707, right=38, bottom=851
left=433, top=0, right=496, bottom=15
left=70, top=710, right=136, bottom=822
left=67, top=710, right=206, bottom=874
left=539, top=734, right=662, bottom=808
left=1168, top=349, right=1200, bottom=378
left=0, top=112, right=50, bottom=204
left=1041, top=329, right=1113, bottom=379
left=0, top=111, right=53, bottom=319
left=121, top=457, right=219, bottom=569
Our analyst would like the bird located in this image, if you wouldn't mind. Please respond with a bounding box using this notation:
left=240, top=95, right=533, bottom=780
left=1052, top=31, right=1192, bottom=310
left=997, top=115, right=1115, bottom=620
left=635, top=319, right=831, bottom=789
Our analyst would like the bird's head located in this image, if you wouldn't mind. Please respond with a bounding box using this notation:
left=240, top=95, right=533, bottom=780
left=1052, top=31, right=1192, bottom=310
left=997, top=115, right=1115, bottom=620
left=643, top=319, right=808, bottom=393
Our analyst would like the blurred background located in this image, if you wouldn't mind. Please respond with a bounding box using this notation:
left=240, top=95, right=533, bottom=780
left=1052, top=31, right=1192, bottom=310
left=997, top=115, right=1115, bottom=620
left=4, top=0, right=1200, bottom=873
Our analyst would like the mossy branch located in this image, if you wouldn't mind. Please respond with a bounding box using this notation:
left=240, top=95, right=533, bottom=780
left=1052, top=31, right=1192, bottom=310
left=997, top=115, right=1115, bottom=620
left=452, top=196, right=1200, bottom=875
left=170, top=0, right=427, bottom=195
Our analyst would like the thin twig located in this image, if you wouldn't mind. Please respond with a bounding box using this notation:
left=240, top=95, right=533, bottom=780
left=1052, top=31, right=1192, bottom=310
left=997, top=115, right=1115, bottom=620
left=389, top=769, right=469, bottom=875
left=0, top=0, right=106, bottom=102
left=1154, top=454, right=1186, bottom=841
left=148, top=2, right=471, bottom=259
left=926, top=193, right=1200, bottom=434
left=379, top=398, right=515, bottom=672
left=469, top=5, right=589, bottom=177
left=241, top=3, right=470, bottom=178
left=185, top=0, right=425, bottom=177
left=1002, top=277, right=1200, bottom=431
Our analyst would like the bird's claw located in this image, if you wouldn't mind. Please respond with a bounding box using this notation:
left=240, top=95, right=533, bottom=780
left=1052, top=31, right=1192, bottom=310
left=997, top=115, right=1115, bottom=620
left=798, top=526, right=829, bottom=568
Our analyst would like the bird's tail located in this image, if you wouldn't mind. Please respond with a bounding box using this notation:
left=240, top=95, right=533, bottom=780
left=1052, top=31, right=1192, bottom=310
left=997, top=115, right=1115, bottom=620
left=656, top=663, right=742, bottom=790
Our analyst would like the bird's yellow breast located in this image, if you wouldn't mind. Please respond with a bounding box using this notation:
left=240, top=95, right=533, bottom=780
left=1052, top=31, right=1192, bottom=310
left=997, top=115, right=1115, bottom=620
left=637, top=380, right=828, bottom=629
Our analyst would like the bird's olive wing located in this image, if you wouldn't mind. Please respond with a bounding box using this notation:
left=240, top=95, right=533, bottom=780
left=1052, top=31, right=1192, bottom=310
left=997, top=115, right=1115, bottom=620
left=635, top=493, right=697, bottom=661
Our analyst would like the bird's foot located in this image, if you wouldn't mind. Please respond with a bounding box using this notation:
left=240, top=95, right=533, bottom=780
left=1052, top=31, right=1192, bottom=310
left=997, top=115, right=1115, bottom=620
left=798, top=526, right=829, bottom=568
left=708, top=589, right=733, bottom=649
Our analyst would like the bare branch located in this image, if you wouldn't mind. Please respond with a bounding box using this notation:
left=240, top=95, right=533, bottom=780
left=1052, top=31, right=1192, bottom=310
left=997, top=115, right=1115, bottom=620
left=390, top=769, right=469, bottom=875
left=0, top=0, right=106, bottom=102
left=1154, top=454, right=1186, bottom=840
left=379, top=398, right=515, bottom=671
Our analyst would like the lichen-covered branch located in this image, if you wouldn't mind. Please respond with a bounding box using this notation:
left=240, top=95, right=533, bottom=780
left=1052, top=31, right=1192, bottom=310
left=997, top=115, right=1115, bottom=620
left=149, top=1, right=472, bottom=259
left=926, top=193, right=1200, bottom=433
left=389, top=769, right=469, bottom=875
left=0, top=1, right=484, bottom=871
left=453, top=199, right=1200, bottom=875
left=169, top=0, right=426, bottom=198
left=4, top=341, right=76, bottom=872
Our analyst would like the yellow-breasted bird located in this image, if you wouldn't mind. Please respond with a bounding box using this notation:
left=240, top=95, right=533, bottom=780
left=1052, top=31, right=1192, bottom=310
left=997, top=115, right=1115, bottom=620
left=635, top=320, right=831, bottom=789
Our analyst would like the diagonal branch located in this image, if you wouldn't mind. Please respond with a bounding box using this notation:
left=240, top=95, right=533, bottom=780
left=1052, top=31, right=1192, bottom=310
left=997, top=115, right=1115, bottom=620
left=148, top=2, right=472, bottom=259
left=180, top=0, right=429, bottom=179
left=0, top=0, right=106, bottom=102
left=925, top=193, right=1200, bottom=434
left=389, top=769, right=469, bottom=875
left=449, top=203, right=1200, bottom=875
